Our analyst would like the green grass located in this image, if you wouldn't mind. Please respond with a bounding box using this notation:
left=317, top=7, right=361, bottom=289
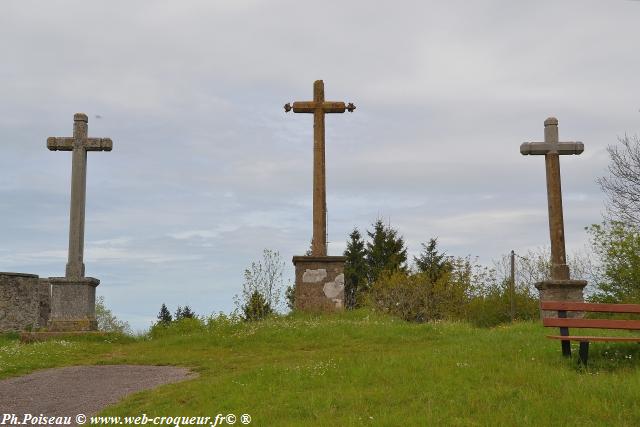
left=2, top=310, right=640, bottom=426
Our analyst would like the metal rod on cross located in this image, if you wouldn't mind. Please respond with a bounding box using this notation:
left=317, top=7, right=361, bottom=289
left=47, top=113, right=112, bottom=279
left=520, top=117, right=583, bottom=281
left=285, top=80, right=355, bottom=257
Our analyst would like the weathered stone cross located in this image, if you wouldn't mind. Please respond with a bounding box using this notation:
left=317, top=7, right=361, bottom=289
left=520, top=117, right=583, bottom=280
left=47, top=113, right=112, bottom=279
left=285, top=80, right=355, bottom=257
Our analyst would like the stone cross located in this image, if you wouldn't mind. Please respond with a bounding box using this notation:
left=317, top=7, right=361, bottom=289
left=47, top=113, right=112, bottom=279
left=285, top=80, right=355, bottom=256
left=520, top=117, right=583, bottom=280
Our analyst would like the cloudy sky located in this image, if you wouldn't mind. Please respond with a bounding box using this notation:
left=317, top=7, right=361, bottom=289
left=1, top=1, right=638, bottom=330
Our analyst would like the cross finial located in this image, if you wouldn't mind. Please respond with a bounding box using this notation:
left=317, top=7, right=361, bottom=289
left=74, top=113, right=88, bottom=122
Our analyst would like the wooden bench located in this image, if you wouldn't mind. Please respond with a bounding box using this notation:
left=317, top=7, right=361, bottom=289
left=541, top=301, right=640, bottom=364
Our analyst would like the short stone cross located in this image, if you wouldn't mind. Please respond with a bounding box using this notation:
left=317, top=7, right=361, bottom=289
left=47, top=113, right=112, bottom=279
left=285, top=80, right=355, bottom=256
left=520, top=117, right=583, bottom=280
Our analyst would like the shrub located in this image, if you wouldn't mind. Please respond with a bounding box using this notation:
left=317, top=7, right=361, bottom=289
left=467, top=281, right=539, bottom=327
left=242, top=290, right=273, bottom=321
left=369, top=269, right=469, bottom=322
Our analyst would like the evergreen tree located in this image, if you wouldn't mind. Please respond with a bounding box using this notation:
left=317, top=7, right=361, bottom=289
left=157, top=303, right=172, bottom=325
left=365, top=219, right=407, bottom=283
left=242, top=290, right=273, bottom=321
left=414, top=238, right=452, bottom=283
left=174, top=306, right=183, bottom=321
left=181, top=305, right=195, bottom=319
left=344, top=228, right=368, bottom=309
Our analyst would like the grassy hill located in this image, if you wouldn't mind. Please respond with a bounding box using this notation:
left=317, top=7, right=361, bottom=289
left=2, top=310, right=640, bottom=426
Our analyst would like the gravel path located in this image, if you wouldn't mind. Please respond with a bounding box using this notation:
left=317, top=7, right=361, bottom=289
left=0, top=365, right=196, bottom=425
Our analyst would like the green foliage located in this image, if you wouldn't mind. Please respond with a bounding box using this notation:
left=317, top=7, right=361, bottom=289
left=369, top=259, right=472, bottom=322
left=175, top=305, right=196, bottom=321
left=235, top=249, right=285, bottom=314
left=242, top=290, right=273, bottom=321
left=587, top=221, right=640, bottom=303
left=285, top=285, right=295, bottom=311
left=365, top=219, right=407, bottom=283
left=413, top=238, right=452, bottom=282
left=95, top=296, right=132, bottom=334
left=343, top=228, right=368, bottom=309
left=157, top=303, right=173, bottom=325
left=467, top=279, right=540, bottom=327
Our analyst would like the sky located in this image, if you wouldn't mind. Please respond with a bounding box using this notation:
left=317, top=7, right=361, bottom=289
left=1, top=1, right=638, bottom=331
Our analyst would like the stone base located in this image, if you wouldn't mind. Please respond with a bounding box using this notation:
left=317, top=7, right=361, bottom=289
left=535, top=279, right=587, bottom=318
left=48, top=277, right=99, bottom=331
left=292, top=256, right=346, bottom=312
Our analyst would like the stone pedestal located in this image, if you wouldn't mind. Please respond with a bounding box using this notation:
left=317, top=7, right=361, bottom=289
left=0, top=272, right=50, bottom=332
left=535, top=279, right=587, bottom=318
left=48, top=277, right=99, bottom=331
left=292, top=256, right=346, bottom=312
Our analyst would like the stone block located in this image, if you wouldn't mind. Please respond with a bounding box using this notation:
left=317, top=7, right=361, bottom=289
left=292, top=256, right=346, bottom=312
left=48, top=277, right=99, bottom=331
left=535, top=279, right=587, bottom=318
left=0, top=272, right=43, bottom=332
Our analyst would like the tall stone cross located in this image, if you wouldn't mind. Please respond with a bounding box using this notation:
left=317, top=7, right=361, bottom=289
left=47, top=113, right=112, bottom=279
left=284, top=80, right=355, bottom=256
left=520, top=117, right=583, bottom=280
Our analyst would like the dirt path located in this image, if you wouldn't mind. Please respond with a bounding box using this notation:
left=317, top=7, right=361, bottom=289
left=0, top=365, right=196, bottom=425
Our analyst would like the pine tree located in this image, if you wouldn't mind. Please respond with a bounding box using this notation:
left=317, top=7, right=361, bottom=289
left=344, top=228, right=368, bottom=309
left=414, top=238, right=451, bottom=283
left=181, top=305, right=195, bottom=319
left=365, top=219, right=407, bottom=283
left=157, top=303, right=172, bottom=325
left=242, top=290, right=273, bottom=321
left=174, top=306, right=183, bottom=321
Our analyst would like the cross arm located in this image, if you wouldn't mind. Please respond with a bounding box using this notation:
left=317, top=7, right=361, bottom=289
left=291, top=101, right=347, bottom=113
left=520, top=141, right=584, bottom=156
left=47, top=137, right=74, bottom=151
left=85, top=138, right=113, bottom=151
left=46, top=137, right=112, bottom=151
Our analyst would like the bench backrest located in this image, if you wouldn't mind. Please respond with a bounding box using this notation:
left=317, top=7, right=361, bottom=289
left=541, top=301, right=640, bottom=330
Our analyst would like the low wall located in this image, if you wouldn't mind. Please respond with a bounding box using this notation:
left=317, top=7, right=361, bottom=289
left=0, top=272, right=50, bottom=332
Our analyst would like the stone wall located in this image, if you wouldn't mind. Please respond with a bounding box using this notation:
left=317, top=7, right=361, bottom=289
left=292, top=256, right=346, bottom=312
left=0, top=272, right=49, bottom=332
left=38, top=279, right=51, bottom=328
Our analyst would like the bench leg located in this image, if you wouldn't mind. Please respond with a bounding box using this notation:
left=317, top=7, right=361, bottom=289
left=579, top=342, right=589, bottom=365
left=560, top=327, right=571, bottom=357
left=559, top=311, right=572, bottom=357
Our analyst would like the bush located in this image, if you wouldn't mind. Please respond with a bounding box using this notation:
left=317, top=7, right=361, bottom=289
left=242, top=290, right=273, bottom=321
left=369, top=269, right=469, bottom=322
left=96, top=296, right=132, bottom=334
left=149, top=316, right=206, bottom=338
left=466, top=282, right=539, bottom=327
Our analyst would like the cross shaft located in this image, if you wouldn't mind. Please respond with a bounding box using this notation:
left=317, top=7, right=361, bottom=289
left=285, top=80, right=354, bottom=256
left=48, top=113, right=112, bottom=279
left=521, top=117, right=583, bottom=280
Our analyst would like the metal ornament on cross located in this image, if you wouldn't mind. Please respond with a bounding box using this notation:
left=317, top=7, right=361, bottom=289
left=520, top=117, right=583, bottom=281
left=284, top=80, right=355, bottom=257
left=47, top=113, right=113, bottom=279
